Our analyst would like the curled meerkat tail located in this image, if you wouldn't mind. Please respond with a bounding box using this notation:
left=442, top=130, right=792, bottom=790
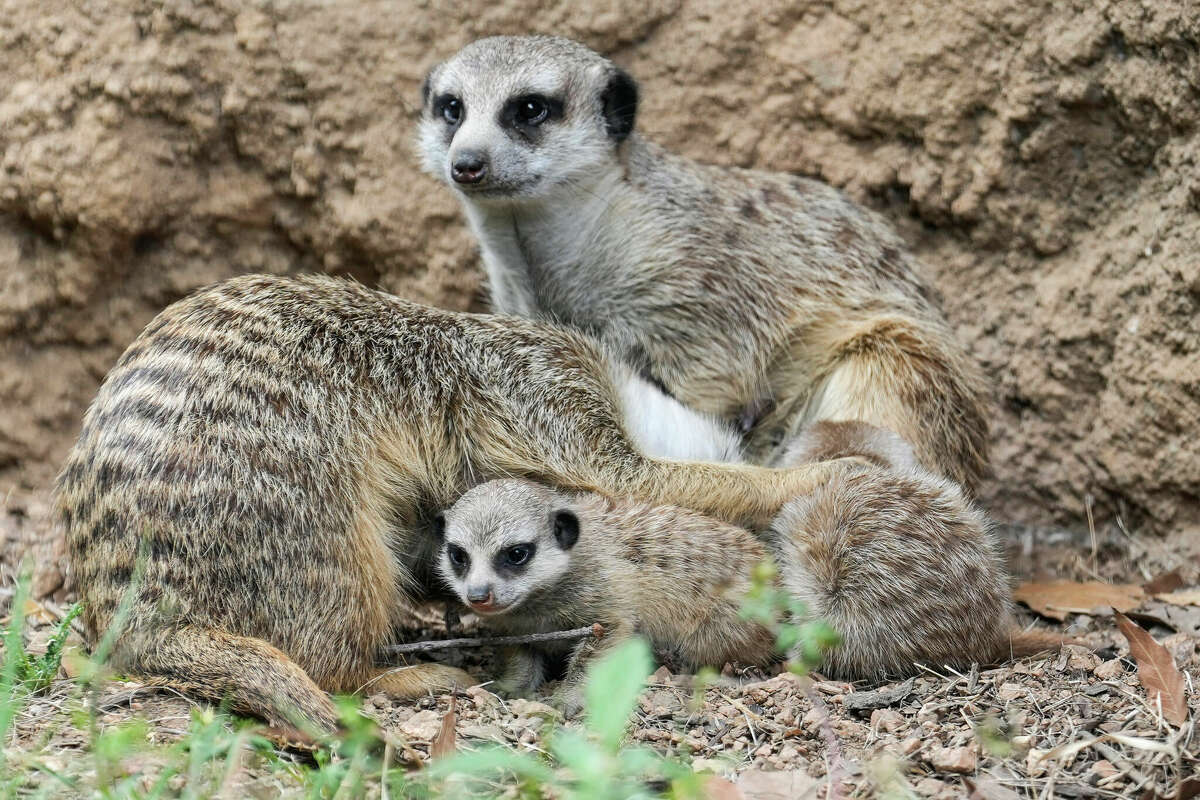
left=128, top=626, right=341, bottom=741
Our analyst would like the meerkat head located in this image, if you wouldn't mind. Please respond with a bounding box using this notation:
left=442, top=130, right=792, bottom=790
left=417, top=35, right=638, bottom=203
left=434, top=479, right=581, bottom=616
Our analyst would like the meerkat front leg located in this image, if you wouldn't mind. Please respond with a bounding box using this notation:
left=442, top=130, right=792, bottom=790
left=495, top=646, right=548, bottom=696
left=555, top=621, right=636, bottom=718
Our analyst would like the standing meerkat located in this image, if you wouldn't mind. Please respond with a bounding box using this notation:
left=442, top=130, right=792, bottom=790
left=418, top=35, right=991, bottom=492
left=56, top=273, right=849, bottom=736
left=437, top=424, right=1049, bottom=712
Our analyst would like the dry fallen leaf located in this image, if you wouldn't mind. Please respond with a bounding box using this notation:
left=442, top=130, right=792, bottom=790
left=429, top=695, right=458, bottom=759
left=1143, top=568, right=1186, bottom=595
left=1114, top=612, right=1189, bottom=726
left=1128, top=603, right=1200, bottom=637
left=1014, top=581, right=1145, bottom=621
left=1156, top=589, right=1200, bottom=607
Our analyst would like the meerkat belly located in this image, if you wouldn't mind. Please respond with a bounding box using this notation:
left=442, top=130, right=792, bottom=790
left=613, top=369, right=744, bottom=463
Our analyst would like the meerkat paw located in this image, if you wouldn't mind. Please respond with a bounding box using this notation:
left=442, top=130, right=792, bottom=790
left=553, top=682, right=586, bottom=719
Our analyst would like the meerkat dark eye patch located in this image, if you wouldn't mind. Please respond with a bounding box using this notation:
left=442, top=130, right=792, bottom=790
left=446, top=543, right=470, bottom=577
left=494, top=542, right=537, bottom=573
left=553, top=510, right=579, bottom=550
left=433, top=94, right=463, bottom=126
left=500, top=94, right=563, bottom=131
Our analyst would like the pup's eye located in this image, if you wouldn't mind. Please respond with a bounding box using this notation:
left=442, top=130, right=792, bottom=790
left=440, top=97, right=463, bottom=125
left=504, top=545, right=532, bottom=566
left=515, top=97, right=549, bottom=126
left=446, top=545, right=469, bottom=567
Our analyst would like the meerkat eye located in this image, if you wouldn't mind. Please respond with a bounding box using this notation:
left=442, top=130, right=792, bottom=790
left=515, top=96, right=549, bottom=125
left=503, top=544, right=533, bottom=566
left=446, top=544, right=469, bottom=567
left=436, top=95, right=463, bottom=126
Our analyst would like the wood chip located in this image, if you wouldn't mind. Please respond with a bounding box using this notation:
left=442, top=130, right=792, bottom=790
left=963, top=777, right=1023, bottom=800
left=928, top=744, right=977, bottom=774
left=735, top=769, right=820, bottom=799
left=843, top=678, right=914, bottom=712
left=701, top=776, right=745, bottom=800
left=398, top=710, right=442, bottom=742
left=1093, top=658, right=1126, bottom=679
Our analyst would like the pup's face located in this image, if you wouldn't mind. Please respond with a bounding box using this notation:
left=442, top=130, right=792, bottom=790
left=416, top=35, right=637, bottom=204
left=435, top=479, right=580, bottom=616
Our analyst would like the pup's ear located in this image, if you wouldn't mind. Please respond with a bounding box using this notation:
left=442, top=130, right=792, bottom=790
left=553, top=509, right=580, bottom=550
left=601, top=67, right=638, bottom=142
left=432, top=511, right=446, bottom=540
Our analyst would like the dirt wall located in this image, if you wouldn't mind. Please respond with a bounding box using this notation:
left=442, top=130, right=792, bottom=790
left=2, top=0, right=1197, bottom=546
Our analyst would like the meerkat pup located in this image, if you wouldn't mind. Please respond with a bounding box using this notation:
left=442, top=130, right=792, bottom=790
left=57, top=273, right=851, bottom=737
left=418, top=35, right=991, bottom=492
left=437, top=478, right=778, bottom=714
left=436, top=423, right=1042, bottom=712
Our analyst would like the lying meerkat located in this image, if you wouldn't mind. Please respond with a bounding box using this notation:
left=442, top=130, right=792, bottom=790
left=56, top=273, right=850, bottom=737
left=418, top=35, right=991, bottom=492
left=437, top=423, right=1050, bottom=712
left=436, top=478, right=777, bottom=714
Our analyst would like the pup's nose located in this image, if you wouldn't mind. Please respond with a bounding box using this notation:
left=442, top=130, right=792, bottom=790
left=451, top=153, right=488, bottom=185
left=466, top=585, right=493, bottom=604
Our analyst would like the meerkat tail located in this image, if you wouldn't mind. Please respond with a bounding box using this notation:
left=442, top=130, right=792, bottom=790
left=130, top=626, right=341, bottom=737
left=359, top=663, right=476, bottom=699
left=1005, top=629, right=1082, bottom=659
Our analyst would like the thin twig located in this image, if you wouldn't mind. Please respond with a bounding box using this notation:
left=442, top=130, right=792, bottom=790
left=382, top=624, right=604, bottom=656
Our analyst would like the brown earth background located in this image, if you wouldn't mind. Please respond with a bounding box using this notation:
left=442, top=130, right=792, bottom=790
left=2, top=0, right=1198, bottom=588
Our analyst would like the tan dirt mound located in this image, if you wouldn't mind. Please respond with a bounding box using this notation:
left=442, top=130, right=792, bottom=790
left=2, top=1, right=1197, bottom=556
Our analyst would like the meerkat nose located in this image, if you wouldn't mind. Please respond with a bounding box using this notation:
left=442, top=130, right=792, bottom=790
left=451, top=152, right=488, bottom=185
left=466, top=584, right=493, bottom=604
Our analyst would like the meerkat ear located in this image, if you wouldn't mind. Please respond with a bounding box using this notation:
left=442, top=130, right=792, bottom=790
left=601, top=67, right=638, bottom=142
left=552, top=510, right=580, bottom=550
left=420, top=67, right=436, bottom=107
left=432, top=511, right=446, bottom=540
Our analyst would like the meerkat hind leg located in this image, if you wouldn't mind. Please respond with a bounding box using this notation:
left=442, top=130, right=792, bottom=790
left=802, top=331, right=987, bottom=492
left=133, top=625, right=341, bottom=737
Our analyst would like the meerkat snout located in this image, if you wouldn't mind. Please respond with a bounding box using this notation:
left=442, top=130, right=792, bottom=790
left=417, top=35, right=638, bottom=200
left=451, top=150, right=488, bottom=185
left=435, top=487, right=581, bottom=616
